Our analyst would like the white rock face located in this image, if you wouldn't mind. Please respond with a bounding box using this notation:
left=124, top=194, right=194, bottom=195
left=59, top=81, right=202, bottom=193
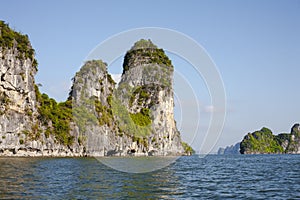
left=117, top=42, right=184, bottom=156
left=0, top=36, right=186, bottom=157
left=0, top=46, right=84, bottom=157
left=0, top=48, right=37, bottom=112
left=70, top=60, right=136, bottom=156
left=69, top=42, right=185, bottom=156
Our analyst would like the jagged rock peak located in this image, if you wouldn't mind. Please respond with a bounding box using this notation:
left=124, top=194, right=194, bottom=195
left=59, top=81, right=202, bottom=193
left=117, top=39, right=185, bottom=156
left=0, top=21, right=38, bottom=69
left=76, top=60, right=108, bottom=76
left=70, top=60, right=115, bottom=106
left=291, top=123, right=300, bottom=136
left=218, top=142, right=240, bottom=155
left=130, top=39, right=158, bottom=50
left=0, top=21, right=38, bottom=116
left=240, top=124, right=300, bottom=154
left=0, top=22, right=193, bottom=157
left=0, top=22, right=84, bottom=156
left=122, top=39, right=172, bottom=74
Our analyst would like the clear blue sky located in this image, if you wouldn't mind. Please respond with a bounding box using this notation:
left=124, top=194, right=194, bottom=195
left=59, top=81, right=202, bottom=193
left=1, top=0, right=299, bottom=152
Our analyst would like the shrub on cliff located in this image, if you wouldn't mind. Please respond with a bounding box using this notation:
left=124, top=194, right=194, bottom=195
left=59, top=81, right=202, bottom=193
left=35, top=85, right=74, bottom=145
left=0, top=21, right=37, bottom=68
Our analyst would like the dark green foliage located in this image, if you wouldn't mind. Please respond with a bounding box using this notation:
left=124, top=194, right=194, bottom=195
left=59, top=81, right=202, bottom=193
left=0, top=92, right=10, bottom=105
left=35, top=85, right=74, bottom=145
left=240, top=127, right=284, bottom=154
left=129, top=86, right=151, bottom=107
left=107, top=74, right=116, bottom=85
left=181, top=142, right=195, bottom=155
left=0, top=21, right=38, bottom=69
left=128, top=84, right=164, bottom=108
left=0, top=91, right=10, bottom=114
left=275, top=133, right=290, bottom=147
left=122, top=39, right=172, bottom=74
left=19, top=139, right=24, bottom=145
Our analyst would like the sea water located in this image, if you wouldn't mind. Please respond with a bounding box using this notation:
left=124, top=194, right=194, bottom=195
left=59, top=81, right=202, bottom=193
left=0, top=155, right=299, bottom=199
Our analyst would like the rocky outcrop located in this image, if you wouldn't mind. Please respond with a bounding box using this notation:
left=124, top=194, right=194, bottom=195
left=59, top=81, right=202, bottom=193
left=218, top=143, right=240, bottom=155
left=240, top=124, right=300, bottom=154
left=0, top=21, right=83, bottom=156
left=0, top=21, right=190, bottom=157
left=282, top=124, right=300, bottom=153
left=69, top=60, right=135, bottom=156
left=69, top=39, right=185, bottom=156
left=115, top=39, right=184, bottom=156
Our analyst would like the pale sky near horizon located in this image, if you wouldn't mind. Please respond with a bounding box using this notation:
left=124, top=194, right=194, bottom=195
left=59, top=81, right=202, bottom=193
left=1, top=0, right=299, bottom=153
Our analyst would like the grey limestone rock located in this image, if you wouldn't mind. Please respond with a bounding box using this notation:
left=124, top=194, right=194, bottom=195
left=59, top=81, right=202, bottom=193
left=0, top=25, right=186, bottom=157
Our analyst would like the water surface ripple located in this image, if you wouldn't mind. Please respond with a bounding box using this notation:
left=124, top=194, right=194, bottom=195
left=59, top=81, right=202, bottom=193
left=0, top=155, right=299, bottom=199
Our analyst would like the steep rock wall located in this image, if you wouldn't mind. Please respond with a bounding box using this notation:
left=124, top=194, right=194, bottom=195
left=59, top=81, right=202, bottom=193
left=116, top=39, right=184, bottom=155
left=0, top=21, right=189, bottom=156
left=0, top=21, right=83, bottom=156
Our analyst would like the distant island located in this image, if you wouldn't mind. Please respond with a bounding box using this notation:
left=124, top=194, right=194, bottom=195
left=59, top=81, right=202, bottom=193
left=217, top=142, right=240, bottom=155
left=218, top=123, right=300, bottom=155
left=0, top=21, right=194, bottom=157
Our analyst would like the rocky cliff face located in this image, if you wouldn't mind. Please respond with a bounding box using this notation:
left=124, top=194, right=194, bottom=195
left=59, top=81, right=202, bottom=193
left=0, top=48, right=83, bottom=156
left=218, top=143, right=240, bottom=155
left=0, top=21, right=189, bottom=157
left=240, top=124, right=300, bottom=154
left=0, top=21, right=82, bottom=156
left=69, top=60, right=135, bottom=156
left=69, top=39, right=185, bottom=156
left=0, top=45, right=38, bottom=155
left=115, top=39, right=184, bottom=155
left=281, top=124, right=300, bottom=153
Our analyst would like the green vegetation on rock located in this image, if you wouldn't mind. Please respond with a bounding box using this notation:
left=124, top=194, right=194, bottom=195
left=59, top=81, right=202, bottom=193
left=240, top=127, right=284, bottom=154
left=111, top=98, right=151, bottom=138
left=129, top=86, right=150, bottom=107
left=0, top=21, right=38, bottom=68
left=35, top=85, right=74, bottom=145
left=73, top=104, right=97, bottom=132
left=0, top=25, right=188, bottom=156
left=240, top=124, right=300, bottom=154
left=95, top=99, right=114, bottom=126
left=123, top=39, right=172, bottom=74
left=70, top=59, right=116, bottom=130
left=130, top=39, right=158, bottom=50
left=130, top=108, right=151, bottom=127
left=75, top=60, right=107, bottom=77
left=275, top=133, right=290, bottom=146
left=181, top=142, right=195, bottom=155
left=0, top=91, right=10, bottom=115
